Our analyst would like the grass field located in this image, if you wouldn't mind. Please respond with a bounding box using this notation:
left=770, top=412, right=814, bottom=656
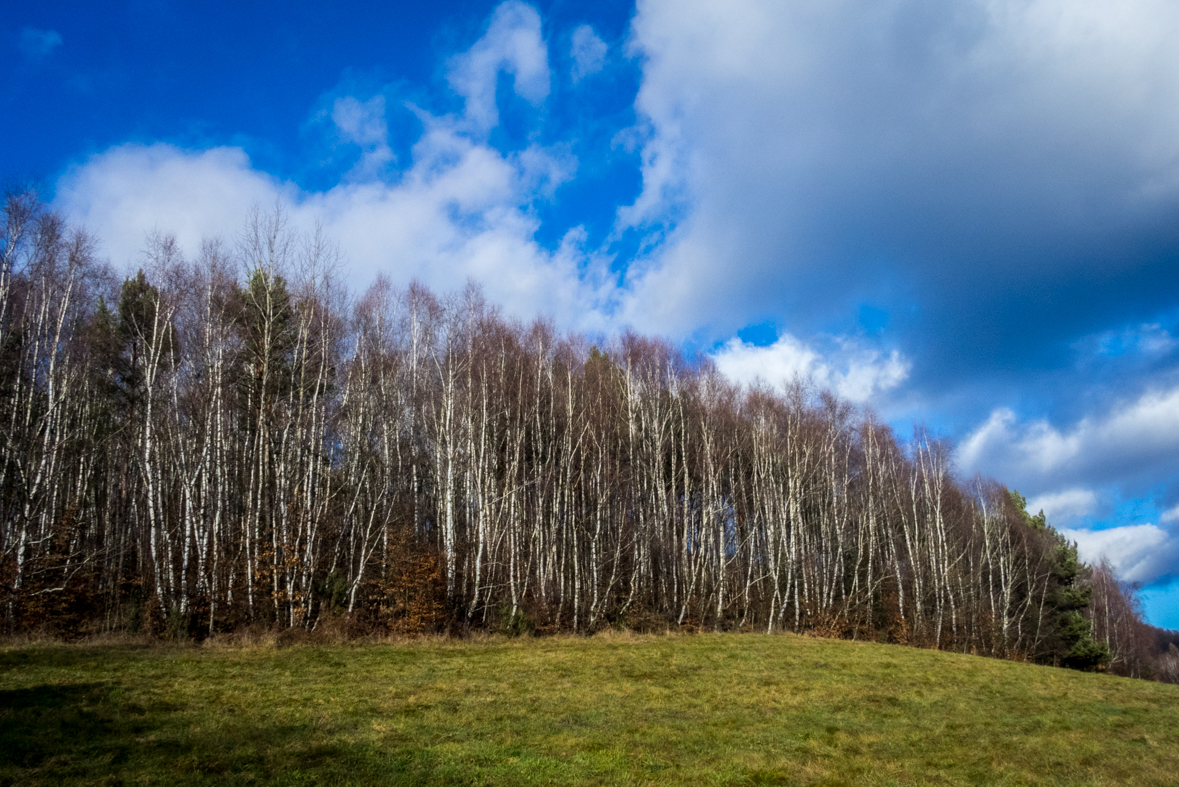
left=2, top=633, right=1177, bottom=786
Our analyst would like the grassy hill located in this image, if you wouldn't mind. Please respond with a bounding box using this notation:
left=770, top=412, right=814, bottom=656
left=2, top=633, right=1177, bottom=785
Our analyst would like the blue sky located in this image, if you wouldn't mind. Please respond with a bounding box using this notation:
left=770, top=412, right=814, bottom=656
left=6, top=0, right=1179, bottom=627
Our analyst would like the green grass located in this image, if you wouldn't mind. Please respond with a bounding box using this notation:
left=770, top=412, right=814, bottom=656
left=2, top=633, right=1177, bottom=785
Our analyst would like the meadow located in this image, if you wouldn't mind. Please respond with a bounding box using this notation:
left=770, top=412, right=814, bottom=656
left=2, top=633, right=1177, bottom=786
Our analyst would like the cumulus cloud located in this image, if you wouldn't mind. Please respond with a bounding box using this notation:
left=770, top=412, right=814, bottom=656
left=57, top=131, right=610, bottom=329
left=447, top=1, right=550, bottom=131
left=615, top=0, right=1179, bottom=350
left=570, top=25, right=608, bottom=82
left=19, top=27, right=62, bottom=61
left=1061, top=523, right=1179, bottom=586
left=56, top=145, right=289, bottom=261
left=1025, top=488, right=1098, bottom=525
left=1162, top=505, right=1179, bottom=524
left=711, top=333, right=910, bottom=403
left=958, top=384, right=1179, bottom=491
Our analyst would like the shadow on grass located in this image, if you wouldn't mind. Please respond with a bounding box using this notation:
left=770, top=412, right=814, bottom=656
left=0, top=681, right=439, bottom=785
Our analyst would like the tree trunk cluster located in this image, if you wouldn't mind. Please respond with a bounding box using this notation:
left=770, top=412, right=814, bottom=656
left=0, top=195, right=1159, bottom=674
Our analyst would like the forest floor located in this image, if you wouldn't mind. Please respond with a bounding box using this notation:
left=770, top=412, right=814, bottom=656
left=2, top=631, right=1177, bottom=785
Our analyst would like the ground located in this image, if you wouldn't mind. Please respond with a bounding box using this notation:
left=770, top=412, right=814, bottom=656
left=2, top=632, right=1177, bottom=785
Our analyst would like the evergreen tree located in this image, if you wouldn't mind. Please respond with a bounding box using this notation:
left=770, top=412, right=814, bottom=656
left=234, top=268, right=296, bottom=415
left=1010, top=491, right=1109, bottom=670
left=112, top=269, right=178, bottom=412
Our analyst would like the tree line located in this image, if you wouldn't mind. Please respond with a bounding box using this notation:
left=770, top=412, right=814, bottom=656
left=1, top=190, right=1172, bottom=678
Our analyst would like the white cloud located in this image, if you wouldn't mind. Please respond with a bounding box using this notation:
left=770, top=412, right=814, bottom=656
left=57, top=130, right=612, bottom=330
left=958, top=384, right=1179, bottom=491
left=1161, top=505, right=1179, bottom=524
left=1061, top=523, right=1179, bottom=585
left=55, top=144, right=289, bottom=264
left=570, top=25, right=608, bottom=82
left=447, top=1, right=550, bottom=131
left=711, top=333, right=909, bottom=403
left=19, top=27, right=62, bottom=60
left=330, top=96, right=394, bottom=179
left=1025, top=488, right=1098, bottom=525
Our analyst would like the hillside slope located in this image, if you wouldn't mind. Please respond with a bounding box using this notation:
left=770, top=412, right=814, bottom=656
left=2, top=634, right=1177, bottom=785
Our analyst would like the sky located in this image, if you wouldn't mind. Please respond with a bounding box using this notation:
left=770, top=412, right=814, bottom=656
left=6, top=0, right=1179, bottom=627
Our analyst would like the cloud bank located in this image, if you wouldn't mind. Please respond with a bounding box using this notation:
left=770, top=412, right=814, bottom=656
left=959, top=385, right=1179, bottom=493
left=616, top=0, right=1179, bottom=357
